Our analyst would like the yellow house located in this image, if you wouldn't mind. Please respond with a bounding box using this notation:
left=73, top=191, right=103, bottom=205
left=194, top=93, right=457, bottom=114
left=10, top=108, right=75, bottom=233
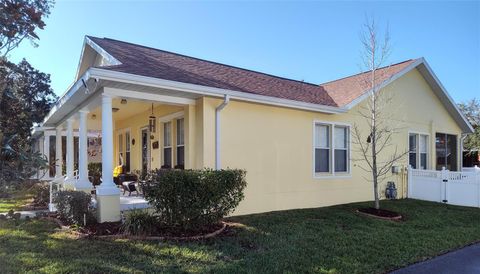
left=34, top=36, right=473, bottom=222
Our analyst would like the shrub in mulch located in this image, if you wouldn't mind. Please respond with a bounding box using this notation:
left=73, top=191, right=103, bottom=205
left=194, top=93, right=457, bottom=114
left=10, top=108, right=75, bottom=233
left=357, top=207, right=403, bottom=220
left=26, top=183, right=50, bottom=209
left=141, top=168, right=247, bottom=232
left=53, top=190, right=96, bottom=226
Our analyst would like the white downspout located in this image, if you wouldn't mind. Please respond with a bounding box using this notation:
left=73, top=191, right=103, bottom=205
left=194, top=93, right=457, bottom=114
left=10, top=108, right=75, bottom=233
left=215, top=95, right=230, bottom=170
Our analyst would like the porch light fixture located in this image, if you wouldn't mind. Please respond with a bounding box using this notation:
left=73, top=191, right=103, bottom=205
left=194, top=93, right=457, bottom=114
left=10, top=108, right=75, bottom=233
left=112, top=107, right=120, bottom=112
left=121, top=99, right=127, bottom=105
left=148, top=103, right=156, bottom=133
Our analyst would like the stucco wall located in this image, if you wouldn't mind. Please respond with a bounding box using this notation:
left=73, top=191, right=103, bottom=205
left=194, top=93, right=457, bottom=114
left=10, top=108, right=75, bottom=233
left=110, top=68, right=463, bottom=216
left=202, top=68, right=462, bottom=215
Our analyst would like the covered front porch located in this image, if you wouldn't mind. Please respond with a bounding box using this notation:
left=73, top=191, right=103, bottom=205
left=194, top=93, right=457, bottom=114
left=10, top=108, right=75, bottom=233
left=39, top=78, right=205, bottom=221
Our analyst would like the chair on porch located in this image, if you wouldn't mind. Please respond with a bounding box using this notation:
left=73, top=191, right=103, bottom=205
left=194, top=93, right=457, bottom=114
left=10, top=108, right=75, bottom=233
left=113, top=165, right=141, bottom=196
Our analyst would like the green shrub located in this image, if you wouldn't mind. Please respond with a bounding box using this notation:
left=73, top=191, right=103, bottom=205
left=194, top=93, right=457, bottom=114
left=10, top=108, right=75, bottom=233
left=121, top=209, right=158, bottom=236
left=29, top=183, right=49, bottom=206
left=141, top=169, right=247, bottom=231
left=54, top=190, right=96, bottom=226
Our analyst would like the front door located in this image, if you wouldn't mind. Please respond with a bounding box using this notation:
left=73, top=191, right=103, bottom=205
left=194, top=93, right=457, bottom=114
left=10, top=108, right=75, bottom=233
left=141, top=127, right=150, bottom=174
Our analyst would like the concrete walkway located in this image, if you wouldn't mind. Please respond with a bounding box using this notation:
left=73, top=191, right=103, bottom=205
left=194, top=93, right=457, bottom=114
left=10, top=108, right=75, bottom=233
left=391, top=243, right=480, bottom=274
left=0, top=209, right=48, bottom=219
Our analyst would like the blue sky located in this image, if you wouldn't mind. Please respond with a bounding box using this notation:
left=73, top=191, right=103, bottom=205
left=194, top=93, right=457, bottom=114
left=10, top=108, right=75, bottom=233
left=9, top=1, right=480, bottom=103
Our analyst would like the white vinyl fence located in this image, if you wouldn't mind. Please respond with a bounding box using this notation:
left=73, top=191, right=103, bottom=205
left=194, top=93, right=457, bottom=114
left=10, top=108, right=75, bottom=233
left=408, top=166, right=480, bottom=208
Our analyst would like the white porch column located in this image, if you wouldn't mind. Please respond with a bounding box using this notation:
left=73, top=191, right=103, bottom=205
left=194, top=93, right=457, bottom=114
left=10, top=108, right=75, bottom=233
left=76, top=110, right=92, bottom=191
left=96, top=94, right=120, bottom=223
left=55, top=127, right=63, bottom=178
left=64, top=118, right=75, bottom=189
left=42, top=135, right=50, bottom=179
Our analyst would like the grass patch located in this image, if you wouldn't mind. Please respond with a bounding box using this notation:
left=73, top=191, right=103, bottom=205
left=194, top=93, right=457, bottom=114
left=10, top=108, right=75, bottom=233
left=0, top=191, right=33, bottom=213
left=1, top=199, right=479, bottom=273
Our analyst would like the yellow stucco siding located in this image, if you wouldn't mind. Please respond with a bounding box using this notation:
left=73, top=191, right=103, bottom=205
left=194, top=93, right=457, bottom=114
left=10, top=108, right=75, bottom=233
left=203, top=68, right=463, bottom=215
left=108, top=68, right=463, bottom=216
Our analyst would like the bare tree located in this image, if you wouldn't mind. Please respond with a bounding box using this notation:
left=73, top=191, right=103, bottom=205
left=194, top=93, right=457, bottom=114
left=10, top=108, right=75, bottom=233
left=352, top=17, right=408, bottom=210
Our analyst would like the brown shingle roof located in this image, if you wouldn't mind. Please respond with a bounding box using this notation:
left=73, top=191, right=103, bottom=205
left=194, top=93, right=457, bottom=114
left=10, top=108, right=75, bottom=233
left=87, top=36, right=417, bottom=108
left=321, top=59, right=417, bottom=106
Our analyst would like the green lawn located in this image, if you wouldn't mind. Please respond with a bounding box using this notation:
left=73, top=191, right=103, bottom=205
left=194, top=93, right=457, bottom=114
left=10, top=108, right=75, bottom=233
left=0, top=191, right=32, bottom=213
left=1, top=199, right=480, bottom=273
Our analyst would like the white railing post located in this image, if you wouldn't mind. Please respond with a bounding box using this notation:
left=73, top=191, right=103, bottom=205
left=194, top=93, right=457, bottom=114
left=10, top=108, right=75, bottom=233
left=441, top=167, right=448, bottom=203
left=477, top=168, right=480, bottom=208
left=48, top=180, right=54, bottom=211
left=407, top=165, right=413, bottom=198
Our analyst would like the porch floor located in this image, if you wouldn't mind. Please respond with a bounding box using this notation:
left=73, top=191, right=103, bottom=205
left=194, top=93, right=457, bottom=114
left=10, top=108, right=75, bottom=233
left=119, top=194, right=150, bottom=211
left=92, top=193, right=151, bottom=211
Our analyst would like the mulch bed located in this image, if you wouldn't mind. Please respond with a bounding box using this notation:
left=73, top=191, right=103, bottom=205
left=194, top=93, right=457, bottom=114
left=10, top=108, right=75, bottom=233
left=357, top=207, right=403, bottom=220
left=45, top=216, right=227, bottom=241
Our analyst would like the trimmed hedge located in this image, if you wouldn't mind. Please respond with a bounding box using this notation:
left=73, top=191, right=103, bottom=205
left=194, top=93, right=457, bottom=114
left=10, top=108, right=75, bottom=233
left=54, top=190, right=96, bottom=226
left=141, top=169, right=246, bottom=231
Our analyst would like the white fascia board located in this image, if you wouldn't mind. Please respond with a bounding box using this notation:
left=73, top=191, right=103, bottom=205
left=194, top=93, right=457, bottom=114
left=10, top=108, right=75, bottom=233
left=343, top=58, right=473, bottom=134
left=103, top=87, right=196, bottom=105
left=343, top=58, right=424, bottom=110
left=75, top=37, right=122, bottom=80
left=89, top=68, right=346, bottom=114
left=419, top=59, right=474, bottom=133
left=85, top=37, right=121, bottom=66
left=42, top=71, right=89, bottom=126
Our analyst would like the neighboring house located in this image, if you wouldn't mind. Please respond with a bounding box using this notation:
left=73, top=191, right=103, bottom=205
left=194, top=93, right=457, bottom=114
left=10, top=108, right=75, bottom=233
left=33, top=36, right=473, bottom=222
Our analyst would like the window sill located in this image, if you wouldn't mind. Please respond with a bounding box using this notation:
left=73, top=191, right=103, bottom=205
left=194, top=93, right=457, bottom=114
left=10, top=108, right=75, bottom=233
left=313, top=173, right=352, bottom=179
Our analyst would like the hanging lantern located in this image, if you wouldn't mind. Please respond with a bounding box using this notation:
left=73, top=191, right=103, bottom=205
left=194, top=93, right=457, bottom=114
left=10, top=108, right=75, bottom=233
left=148, top=103, right=156, bottom=133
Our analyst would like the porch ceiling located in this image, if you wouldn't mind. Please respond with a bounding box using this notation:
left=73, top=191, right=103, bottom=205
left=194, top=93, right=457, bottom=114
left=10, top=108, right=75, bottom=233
left=88, top=98, right=178, bottom=124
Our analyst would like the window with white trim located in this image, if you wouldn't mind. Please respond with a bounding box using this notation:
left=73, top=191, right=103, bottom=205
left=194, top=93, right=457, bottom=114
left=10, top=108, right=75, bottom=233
left=118, top=133, right=123, bottom=166
left=125, top=131, right=131, bottom=172
left=409, top=133, right=429, bottom=170
left=163, top=122, right=172, bottom=168
left=176, top=118, right=185, bottom=168
left=117, top=130, right=131, bottom=172
left=314, top=122, right=350, bottom=175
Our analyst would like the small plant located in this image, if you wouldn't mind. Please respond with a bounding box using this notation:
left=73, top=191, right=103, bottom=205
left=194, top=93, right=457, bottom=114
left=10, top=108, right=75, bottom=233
left=54, top=190, right=96, bottom=226
left=121, top=209, right=158, bottom=236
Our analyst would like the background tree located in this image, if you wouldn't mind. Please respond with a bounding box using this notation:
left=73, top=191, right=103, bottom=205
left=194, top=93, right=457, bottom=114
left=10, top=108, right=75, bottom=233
left=351, top=17, right=408, bottom=210
left=458, top=98, right=480, bottom=152
left=0, top=0, right=55, bottom=187
left=0, top=0, right=53, bottom=57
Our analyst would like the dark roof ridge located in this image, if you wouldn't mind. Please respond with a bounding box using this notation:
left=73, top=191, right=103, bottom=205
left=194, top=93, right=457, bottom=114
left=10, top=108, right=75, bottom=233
left=320, top=59, right=417, bottom=86
left=87, top=35, right=321, bottom=87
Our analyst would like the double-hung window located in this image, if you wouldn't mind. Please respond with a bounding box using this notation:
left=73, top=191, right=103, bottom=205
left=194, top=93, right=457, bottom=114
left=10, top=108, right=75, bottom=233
left=163, top=122, right=172, bottom=168
left=117, top=130, right=131, bottom=172
left=334, top=126, right=348, bottom=172
left=125, top=131, right=131, bottom=172
left=314, top=122, right=350, bottom=176
left=118, top=133, right=124, bottom=166
left=176, top=118, right=185, bottom=168
left=409, top=133, right=429, bottom=170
